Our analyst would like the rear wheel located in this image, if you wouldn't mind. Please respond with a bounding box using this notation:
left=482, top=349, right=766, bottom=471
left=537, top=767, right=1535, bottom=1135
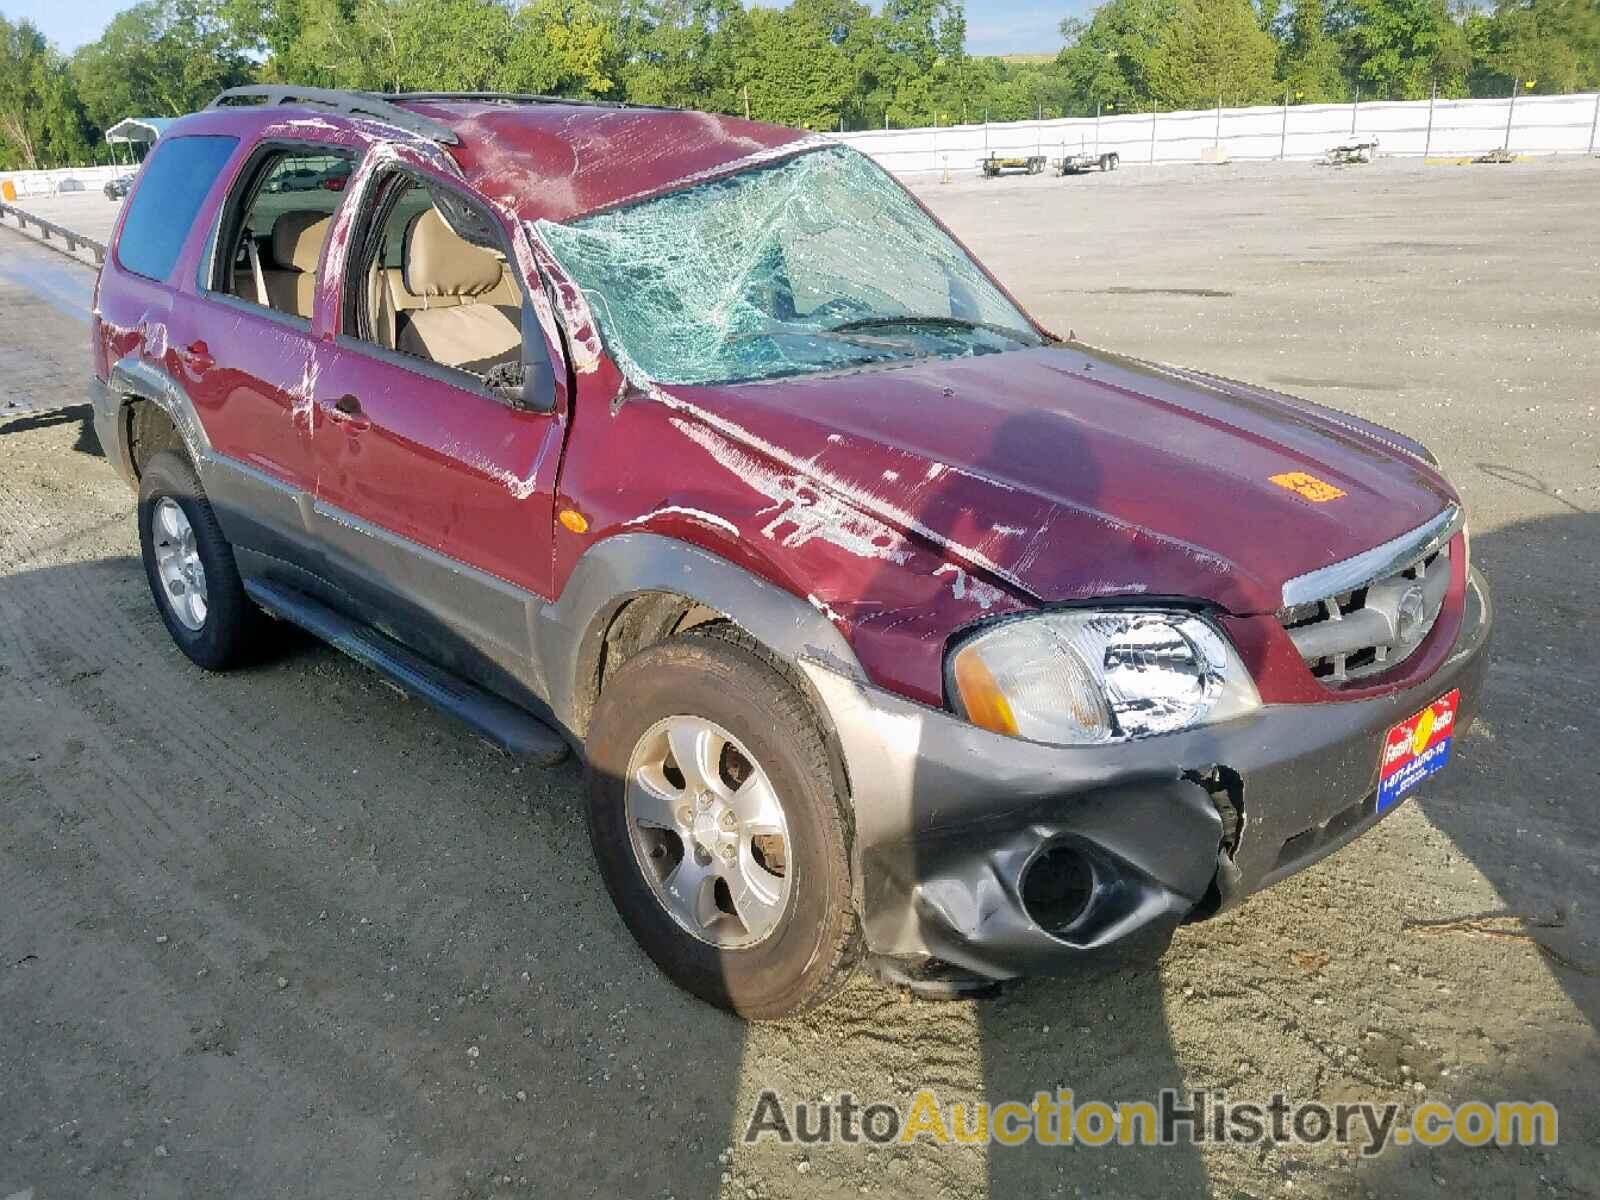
left=137, top=450, right=265, bottom=670
left=585, top=629, right=857, bottom=1019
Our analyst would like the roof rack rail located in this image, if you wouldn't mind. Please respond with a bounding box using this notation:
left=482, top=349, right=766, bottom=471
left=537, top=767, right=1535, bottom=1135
left=386, top=92, right=683, bottom=115
left=207, top=86, right=462, bottom=145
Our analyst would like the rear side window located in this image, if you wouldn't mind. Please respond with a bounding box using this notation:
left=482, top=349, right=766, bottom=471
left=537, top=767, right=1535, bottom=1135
left=117, top=135, right=238, bottom=282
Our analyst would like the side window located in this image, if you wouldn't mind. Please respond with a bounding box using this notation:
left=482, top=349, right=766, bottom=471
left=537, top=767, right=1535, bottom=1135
left=216, top=147, right=356, bottom=321
left=346, top=176, right=529, bottom=383
left=117, top=135, right=238, bottom=282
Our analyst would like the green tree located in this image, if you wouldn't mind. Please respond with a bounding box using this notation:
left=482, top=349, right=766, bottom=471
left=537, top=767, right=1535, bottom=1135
left=384, top=0, right=512, bottom=92
left=219, top=0, right=312, bottom=65
left=261, top=0, right=373, bottom=88
left=870, top=0, right=970, bottom=123
left=606, top=0, right=745, bottom=111
left=1333, top=0, right=1470, bottom=98
left=787, top=0, right=888, bottom=127
left=1057, top=0, right=1177, bottom=113
left=498, top=0, right=619, bottom=96
left=1282, top=0, right=1347, bottom=99
left=71, top=0, right=253, bottom=128
left=0, top=16, right=92, bottom=169
left=731, top=5, right=854, bottom=128
left=1149, top=0, right=1281, bottom=107
left=1478, top=0, right=1600, bottom=93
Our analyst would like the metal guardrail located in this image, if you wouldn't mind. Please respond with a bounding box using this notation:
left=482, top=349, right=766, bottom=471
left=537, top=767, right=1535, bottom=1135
left=0, top=201, right=106, bottom=265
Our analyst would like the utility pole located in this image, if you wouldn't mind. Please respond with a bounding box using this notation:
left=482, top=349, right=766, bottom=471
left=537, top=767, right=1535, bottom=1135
left=1278, top=87, right=1289, bottom=160
left=1503, top=79, right=1518, bottom=151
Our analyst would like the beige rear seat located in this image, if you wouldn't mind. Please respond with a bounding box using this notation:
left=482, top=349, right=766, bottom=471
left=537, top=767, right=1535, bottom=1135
left=233, top=212, right=328, bottom=318
left=394, top=209, right=522, bottom=376
left=267, top=213, right=327, bottom=317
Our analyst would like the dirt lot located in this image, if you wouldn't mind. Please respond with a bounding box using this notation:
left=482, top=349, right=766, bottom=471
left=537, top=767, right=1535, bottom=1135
left=2, top=157, right=1598, bottom=1200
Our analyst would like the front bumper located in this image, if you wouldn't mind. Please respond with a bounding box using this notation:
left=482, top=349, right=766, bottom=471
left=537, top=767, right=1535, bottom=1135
left=802, top=568, right=1493, bottom=983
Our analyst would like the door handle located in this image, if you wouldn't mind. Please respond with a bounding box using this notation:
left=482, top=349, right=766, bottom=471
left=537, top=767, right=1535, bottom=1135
left=333, top=394, right=362, bottom=416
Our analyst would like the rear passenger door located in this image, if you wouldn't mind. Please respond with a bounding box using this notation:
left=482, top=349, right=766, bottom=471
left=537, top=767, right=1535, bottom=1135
left=304, top=168, right=568, bottom=695
left=182, top=143, right=356, bottom=560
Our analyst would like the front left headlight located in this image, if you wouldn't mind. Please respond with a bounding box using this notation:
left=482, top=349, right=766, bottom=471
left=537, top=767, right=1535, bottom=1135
left=947, top=610, right=1261, bottom=746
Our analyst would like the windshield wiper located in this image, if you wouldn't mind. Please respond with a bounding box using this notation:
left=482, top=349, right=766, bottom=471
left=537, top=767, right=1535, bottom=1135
left=827, top=315, right=1042, bottom=344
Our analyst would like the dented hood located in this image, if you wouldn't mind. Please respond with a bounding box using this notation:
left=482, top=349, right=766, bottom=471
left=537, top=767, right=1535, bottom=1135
left=669, top=344, right=1458, bottom=615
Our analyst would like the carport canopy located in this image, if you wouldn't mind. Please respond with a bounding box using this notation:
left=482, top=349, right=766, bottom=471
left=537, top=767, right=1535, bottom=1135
left=104, top=117, right=175, bottom=145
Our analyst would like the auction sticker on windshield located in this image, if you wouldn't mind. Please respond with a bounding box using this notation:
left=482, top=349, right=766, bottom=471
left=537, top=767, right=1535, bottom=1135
left=1378, top=689, right=1460, bottom=812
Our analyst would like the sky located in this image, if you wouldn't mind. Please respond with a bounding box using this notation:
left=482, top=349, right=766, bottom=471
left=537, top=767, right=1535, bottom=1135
left=2, top=0, right=1074, bottom=58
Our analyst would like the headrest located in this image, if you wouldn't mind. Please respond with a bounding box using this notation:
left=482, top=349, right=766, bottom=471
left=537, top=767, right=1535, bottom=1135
left=271, top=212, right=330, bottom=273
left=403, top=208, right=504, bottom=299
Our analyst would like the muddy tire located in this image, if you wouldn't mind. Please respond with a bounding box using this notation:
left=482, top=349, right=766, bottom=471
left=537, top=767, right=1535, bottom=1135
left=585, top=628, right=857, bottom=1019
left=137, top=450, right=264, bottom=670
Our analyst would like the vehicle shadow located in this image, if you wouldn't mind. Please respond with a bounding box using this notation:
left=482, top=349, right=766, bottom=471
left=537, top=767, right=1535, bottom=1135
left=945, top=409, right=1211, bottom=1196
left=1415, top=505, right=1600, bottom=1026
left=0, top=551, right=748, bottom=1200
left=852, top=403, right=1214, bottom=1194
left=0, top=402, right=102, bottom=457
left=1351, top=505, right=1599, bottom=1195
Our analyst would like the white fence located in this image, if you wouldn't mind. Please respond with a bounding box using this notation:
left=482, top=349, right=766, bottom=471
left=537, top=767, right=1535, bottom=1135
left=834, top=91, right=1600, bottom=175
left=0, top=164, right=130, bottom=199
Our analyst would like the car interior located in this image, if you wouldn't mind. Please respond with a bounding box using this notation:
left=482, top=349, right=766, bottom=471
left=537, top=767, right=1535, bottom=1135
left=225, top=153, right=525, bottom=379
left=225, top=151, right=349, bottom=320
left=366, top=181, right=524, bottom=376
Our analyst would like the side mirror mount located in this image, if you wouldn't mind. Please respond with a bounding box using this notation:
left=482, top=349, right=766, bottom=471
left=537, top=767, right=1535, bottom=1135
left=521, top=357, right=557, bottom=413
left=486, top=358, right=557, bottom=414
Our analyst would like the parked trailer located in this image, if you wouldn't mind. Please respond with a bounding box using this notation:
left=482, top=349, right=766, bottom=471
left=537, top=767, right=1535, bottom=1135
left=977, top=154, right=1047, bottom=177
left=1054, top=151, right=1120, bottom=175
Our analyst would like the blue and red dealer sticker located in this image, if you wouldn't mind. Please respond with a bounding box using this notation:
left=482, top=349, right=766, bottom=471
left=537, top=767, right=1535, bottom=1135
left=1378, top=688, right=1461, bottom=813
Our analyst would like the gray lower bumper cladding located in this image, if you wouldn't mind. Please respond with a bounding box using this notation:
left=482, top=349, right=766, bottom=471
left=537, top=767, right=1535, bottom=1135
left=804, top=569, right=1493, bottom=983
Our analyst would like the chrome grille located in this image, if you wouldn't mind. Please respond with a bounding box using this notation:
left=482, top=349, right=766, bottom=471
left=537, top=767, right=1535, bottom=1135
left=1278, top=505, right=1461, bottom=684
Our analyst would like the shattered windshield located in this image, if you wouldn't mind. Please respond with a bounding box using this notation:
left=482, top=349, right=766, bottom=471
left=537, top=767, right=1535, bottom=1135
left=534, top=146, right=1043, bottom=386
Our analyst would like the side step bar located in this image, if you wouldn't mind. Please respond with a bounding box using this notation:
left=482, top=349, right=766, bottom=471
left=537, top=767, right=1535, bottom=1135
left=244, top=579, right=569, bottom=767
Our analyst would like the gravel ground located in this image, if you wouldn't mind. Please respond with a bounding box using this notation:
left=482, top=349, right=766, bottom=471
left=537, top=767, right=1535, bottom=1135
left=1, top=156, right=1597, bottom=1200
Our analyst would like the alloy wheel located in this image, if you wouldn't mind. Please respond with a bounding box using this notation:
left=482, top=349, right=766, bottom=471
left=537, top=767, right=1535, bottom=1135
left=624, top=715, right=793, bottom=949
left=151, top=497, right=208, bottom=632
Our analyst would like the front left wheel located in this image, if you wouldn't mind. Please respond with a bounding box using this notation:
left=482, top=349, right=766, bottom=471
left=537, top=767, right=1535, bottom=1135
left=137, top=449, right=264, bottom=670
left=584, top=628, right=858, bottom=1019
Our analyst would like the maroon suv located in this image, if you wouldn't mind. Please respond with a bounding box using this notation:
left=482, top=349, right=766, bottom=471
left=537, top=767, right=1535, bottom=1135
left=89, top=87, right=1492, bottom=1018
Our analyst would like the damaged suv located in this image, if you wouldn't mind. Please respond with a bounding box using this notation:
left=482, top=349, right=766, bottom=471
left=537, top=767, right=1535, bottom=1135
left=90, top=88, right=1491, bottom=1018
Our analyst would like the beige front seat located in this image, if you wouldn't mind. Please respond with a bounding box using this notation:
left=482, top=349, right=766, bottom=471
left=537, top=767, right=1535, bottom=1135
left=395, top=209, right=523, bottom=376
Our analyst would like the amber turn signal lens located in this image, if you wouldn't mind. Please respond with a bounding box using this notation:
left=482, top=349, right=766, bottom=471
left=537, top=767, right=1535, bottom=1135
left=951, top=646, right=1020, bottom=737
left=558, top=509, right=589, bottom=534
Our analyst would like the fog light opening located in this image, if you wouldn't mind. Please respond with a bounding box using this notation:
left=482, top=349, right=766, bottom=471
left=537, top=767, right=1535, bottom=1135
left=1021, top=843, right=1097, bottom=936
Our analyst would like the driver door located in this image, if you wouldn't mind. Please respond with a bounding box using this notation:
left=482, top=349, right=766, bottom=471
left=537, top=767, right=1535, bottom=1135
left=305, top=169, right=568, bottom=694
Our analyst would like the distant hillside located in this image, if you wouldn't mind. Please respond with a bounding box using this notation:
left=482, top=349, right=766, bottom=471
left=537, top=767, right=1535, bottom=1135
left=991, top=53, right=1058, bottom=65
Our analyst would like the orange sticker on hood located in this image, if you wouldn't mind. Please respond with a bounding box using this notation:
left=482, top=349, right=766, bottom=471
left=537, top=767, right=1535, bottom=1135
left=1269, top=471, right=1347, bottom=503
